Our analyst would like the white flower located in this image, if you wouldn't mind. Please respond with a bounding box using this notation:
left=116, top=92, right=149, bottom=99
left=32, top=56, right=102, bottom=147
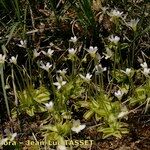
left=108, top=9, right=123, bottom=18
left=68, top=48, right=76, bottom=55
left=125, top=68, right=131, bottom=75
left=45, top=101, right=54, bottom=110
left=140, top=62, right=150, bottom=76
left=10, top=133, right=17, bottom=141
left=17, top=40, right=27, bottom=48
left=57, top=145, right=67, bottom=150
left=122, top=68, right=132, bottom=76
left=87, top=46, right=98, bottom=57
left=47, top=49, right=54, bottom=57
left=33, top=49, right=40, bottom=58
left=0, top=54, right=6, bottom=64
left=40, top=62, right=52, bottom=72
left=118, top=106, right=128, bottom=119
left=142, top=68, right=150, bottom=76
left=53, top=76, right=67, bottom=90
left=108, top=35, right=120, bottom=44
left=69, top=36, right=77, bottom=43
left=42, top=49, right=54, bottom=58
left=126, top=18, right=139, bottom=31
left=95, top=64, right=107, bottom=74
left=114, top=90, right=123, bottom=100
left=71, top=120, right=86, bottom=133
left=0, top=138, right=8, bottom=145
left=9, top=56, right=18, bottom=64
left=79, top=73, right=92, bottom=82
left=0, top=132, right=17, bottom=146
left=118, top=111, right=128, bottom=119
left=57, top=68, right=67, bottom=76
left=140, top=62, right=148, bottom=68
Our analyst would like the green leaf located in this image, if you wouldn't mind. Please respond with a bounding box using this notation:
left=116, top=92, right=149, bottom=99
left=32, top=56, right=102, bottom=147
left=120, top=43, right=129, bottom=50
left=45, top=132, right=59, bottom=141
left=41, top=125, right=58, bottom=132
left=113, top=70, right=127, bottom=83
left=84, top=110, right=94, bottom=120
left=26, top=107, right=35, bottom=116
left=6, top=22, right=20, bottom=46
left=34, top=86, right=50, bottom=103
left=95, top=113, right=101, bottom=121
left=135, top=87, right=146, bottom=100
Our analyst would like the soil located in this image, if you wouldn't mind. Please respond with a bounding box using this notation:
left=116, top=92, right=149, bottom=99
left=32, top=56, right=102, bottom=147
left=91, top=113, right=150, bottom=150
left=1, top=111, right=150, bottom=150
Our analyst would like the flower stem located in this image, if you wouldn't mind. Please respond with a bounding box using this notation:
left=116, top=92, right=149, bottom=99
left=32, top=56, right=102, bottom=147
left=109, top=46, right=118, bottom=96
left=0, top=67, right=11, bottom=118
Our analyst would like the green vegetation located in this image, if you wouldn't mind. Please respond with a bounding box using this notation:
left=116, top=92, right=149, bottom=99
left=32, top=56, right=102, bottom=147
left=0, top=0, right=150, bottom=149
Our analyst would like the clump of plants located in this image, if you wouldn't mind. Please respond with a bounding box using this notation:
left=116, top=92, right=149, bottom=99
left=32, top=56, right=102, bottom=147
left=0, top=0, right=150, bottom=149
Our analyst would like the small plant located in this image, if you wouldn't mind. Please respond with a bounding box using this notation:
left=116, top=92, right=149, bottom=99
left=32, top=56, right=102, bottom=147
left=41, top=121, right=72, bottom=144
left=0, top=0, right=150, bottom=149
left=17, top=85, right=50, bottom=116
left=82, top=91, right=128, bottom=138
